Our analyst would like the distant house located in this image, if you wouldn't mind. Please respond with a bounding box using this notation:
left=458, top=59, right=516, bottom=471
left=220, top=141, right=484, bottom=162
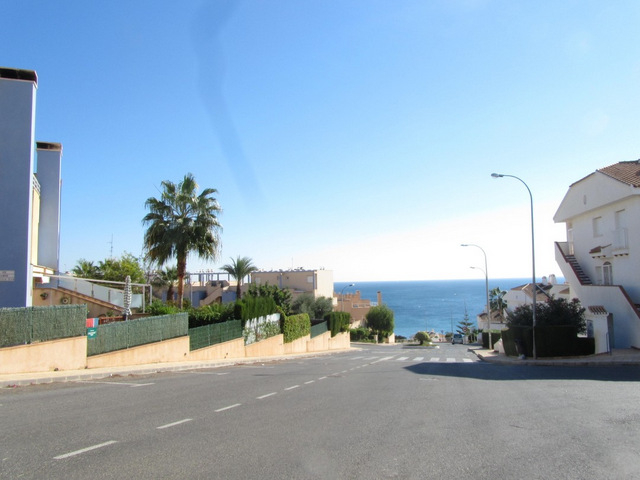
left=336, top=290, right=381, bottom=328
left=554, top=159, right=640, bottom=351
left=250, top=268, right=334, bottom=301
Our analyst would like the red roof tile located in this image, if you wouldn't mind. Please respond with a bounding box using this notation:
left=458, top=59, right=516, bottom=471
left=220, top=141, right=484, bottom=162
left=598, top=160, right=640, bottom=187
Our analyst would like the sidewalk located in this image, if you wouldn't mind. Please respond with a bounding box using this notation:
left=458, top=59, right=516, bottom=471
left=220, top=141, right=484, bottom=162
left=470, top=346, right=640, bottom=366
left=0, top=349, right=353, bottom=388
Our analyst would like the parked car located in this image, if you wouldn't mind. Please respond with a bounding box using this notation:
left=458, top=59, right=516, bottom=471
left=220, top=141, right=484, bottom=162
left=452, top=333, right=463, bottom=345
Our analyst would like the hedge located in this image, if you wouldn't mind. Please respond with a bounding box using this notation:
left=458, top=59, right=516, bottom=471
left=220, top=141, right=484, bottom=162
left=283, top=313, right=311, bottom=343
left=502, top=326, right=595, bottom=357
left=326, top=311, right=351, bottom=337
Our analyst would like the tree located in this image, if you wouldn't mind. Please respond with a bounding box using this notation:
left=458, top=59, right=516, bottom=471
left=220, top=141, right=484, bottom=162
left=507, top=297, right=587, bottom=334
left=142, top=173, right=222, bottom=309
left=99, top=252, right=146, bottom=284
left=457, top=307, right=477, bottom=342
left=247, top=283, right=292, bottom=315
left=414, top=331, right=431, bottom=345
left=221, top=256, right=258, bottom=300
left=489, top=287, right=508, bottom=315
left=152, top=266, right=179, bottom=304
left=366, top=304, right=395, bottom=340
left=72, top=259, right=100, bottom=279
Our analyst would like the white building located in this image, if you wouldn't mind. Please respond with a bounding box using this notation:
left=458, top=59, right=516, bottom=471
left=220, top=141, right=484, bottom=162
left=554, top=160, right=640, bottom=351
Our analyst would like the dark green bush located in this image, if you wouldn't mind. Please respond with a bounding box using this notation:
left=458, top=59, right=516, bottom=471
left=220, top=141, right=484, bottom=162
left=414, top=331, right=431, bottom=345
left=502, top=326, right=595, bottom=357
left=148, top=300, right=179, bottom=316
left=326, top=311, right=351, bottom=337
left=234, top=295, right=278, bottom=326
left=350, top=327, right=373, bottom=342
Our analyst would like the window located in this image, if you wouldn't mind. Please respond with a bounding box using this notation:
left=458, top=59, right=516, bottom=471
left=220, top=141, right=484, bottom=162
left=592, top=216, right=602, bottom=237
left=602, top=261, right=613, bottom=285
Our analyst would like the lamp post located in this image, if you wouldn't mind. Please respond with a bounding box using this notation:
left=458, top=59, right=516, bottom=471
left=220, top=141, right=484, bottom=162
left=491, top=173, right=537, bottom=359
left=340, top=283, right=355, bottom=312
left=461, top=244, right=491, bottom=349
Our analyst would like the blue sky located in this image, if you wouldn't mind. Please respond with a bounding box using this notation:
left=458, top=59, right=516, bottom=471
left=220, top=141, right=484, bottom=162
left=3, top=0, right=639, bottom=281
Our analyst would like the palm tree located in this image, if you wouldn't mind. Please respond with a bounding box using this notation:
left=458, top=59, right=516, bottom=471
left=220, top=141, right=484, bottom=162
left=72, top=259, right=101, bottom=279
left=152, top=266, right=179, bottom=304
left=142, top=173, right=222, bottom=309
left=489, top=287, right=508, bottom=315
left=221, top=256, right=258, bottom=300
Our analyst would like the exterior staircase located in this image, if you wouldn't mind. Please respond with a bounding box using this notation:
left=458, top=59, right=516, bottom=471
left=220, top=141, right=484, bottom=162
left=565, top=254, right=592, bottom=285
left=57, top=287, right=122, bottom=310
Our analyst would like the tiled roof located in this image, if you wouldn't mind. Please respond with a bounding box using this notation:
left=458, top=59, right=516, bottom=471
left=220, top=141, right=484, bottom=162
left=598, top=160, right=640, bottom=187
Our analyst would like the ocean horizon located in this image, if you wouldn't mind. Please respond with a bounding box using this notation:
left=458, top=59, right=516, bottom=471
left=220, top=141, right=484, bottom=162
left=334, top=278, right=564, bottom=338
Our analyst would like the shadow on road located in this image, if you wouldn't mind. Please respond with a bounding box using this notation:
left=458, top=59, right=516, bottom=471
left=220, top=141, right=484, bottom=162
left=403, top=362, right=640, bottom=382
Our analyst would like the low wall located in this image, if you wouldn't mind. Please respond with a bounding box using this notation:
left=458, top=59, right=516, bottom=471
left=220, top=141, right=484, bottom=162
left=245, top=334, right=284, bottom=358
left=188, top=338, right=246, bottom=361
left=0, top=336, right=87, bottom=374
left=307, top=331, right=330, bottom=352
left=329, top=331, right=350, bottom=350
left=284, top=335, right=311, bottom=355
left=86, top=336, right=190, bottom=369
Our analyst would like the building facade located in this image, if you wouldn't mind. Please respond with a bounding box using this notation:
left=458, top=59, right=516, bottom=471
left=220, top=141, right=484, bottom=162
left=0, top=67, right=63, bottom=308
left=251, top=269, right=334, bottom=301
left=554, top=160, right=640, bottom=350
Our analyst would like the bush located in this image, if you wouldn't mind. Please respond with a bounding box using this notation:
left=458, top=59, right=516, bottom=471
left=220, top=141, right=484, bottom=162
left=148, top=300, right=179, bottom=316
left=327, top=311, right=351, bottom=337
left=234, top=295, right=277, bottom=326
left=188, top=303, right=235, bottom=329
left=350, top=327, right=374, bottom=342
left=283, top=313, right=311, bottom=343
left=507, top=297, right=587, bottom=334
left=366, top=305, right=395, bottom=338
left=414, top=331, right=431, bottom=345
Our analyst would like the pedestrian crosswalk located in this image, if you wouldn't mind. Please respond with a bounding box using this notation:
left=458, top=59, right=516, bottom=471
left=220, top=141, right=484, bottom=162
left=350, top=355, right=475, bottom=364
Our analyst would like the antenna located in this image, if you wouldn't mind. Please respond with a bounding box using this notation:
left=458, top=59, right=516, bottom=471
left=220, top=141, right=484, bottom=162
left=108, top=234, right=114, bottom=258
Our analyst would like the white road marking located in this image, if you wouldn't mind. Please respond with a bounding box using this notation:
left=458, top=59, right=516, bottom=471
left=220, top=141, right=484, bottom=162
left=396, top=356, right=409, bottom=361
left=371, top=356, right=395, bottom=363
left=430, top=358, right=440, bottom=362
left=157, top=418, right=192, bottom=430
left=463, top=358, right=473, bottom=363
left=446, top=358, right=456, bottom=362
left=304, top=380, right=315, bottom=384
left=75, top=380, right=154, bottom=387
left=54, top=441, right=118, bottom=460
left=215, top=403, right=241, bottom=412
left=284, top=385, right=300, bottom=391
left=183, top=371, right=229, bottom=376
left=257, top=392, right=277, bottom=399
left=318, top=376, right=327, bottom=380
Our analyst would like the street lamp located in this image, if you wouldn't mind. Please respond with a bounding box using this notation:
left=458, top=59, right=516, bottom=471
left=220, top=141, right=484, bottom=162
left=340, top=283, right=355, bottom=312
left=491, top=172, right=537, bottom=359
left=461, top=244, right=491, bottom=350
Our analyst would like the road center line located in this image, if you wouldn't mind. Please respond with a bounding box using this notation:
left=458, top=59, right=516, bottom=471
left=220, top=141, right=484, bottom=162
left=284, top=385, right=300, bottom=391
left=304, top=380, right=315, bottom=384
left=318, top=376, right=327, bottom=380
left=157, top=418, right=192, bottom=430
left=54, top=440, right=118, bottom=460
left=215, top=403, right=241, bottom=412
left=257, top=392, right=277, bottom=399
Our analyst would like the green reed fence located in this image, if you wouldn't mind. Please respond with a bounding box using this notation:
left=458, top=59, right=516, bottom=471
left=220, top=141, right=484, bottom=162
left=310, top=321, right=328, bottom=339
left=0, top=305, right=87, bottom=348
left=189, top=320, right=242, bottom=351
left=87, top=313, right=188, bottom=356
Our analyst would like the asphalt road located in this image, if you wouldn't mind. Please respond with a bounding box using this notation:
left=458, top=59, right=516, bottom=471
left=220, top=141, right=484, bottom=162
left=2, top=343, right=639, bottom=479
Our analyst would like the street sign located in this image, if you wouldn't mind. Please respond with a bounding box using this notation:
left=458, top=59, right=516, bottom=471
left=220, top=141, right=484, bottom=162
left=87, top=327, right=97, bottom=339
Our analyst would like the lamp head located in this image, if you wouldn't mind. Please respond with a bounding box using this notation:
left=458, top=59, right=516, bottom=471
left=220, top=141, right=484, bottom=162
left=461, top=243, right=469, bottom=247
left=491, top=173, right=503, bottom=178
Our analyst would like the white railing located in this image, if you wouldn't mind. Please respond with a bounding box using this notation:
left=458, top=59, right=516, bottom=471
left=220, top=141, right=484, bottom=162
left=50, top=275, right=149, bottom=311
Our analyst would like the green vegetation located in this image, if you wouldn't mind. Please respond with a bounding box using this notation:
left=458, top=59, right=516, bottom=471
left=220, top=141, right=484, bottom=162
left=291, top=293, right=333, bottom=320
left=221, top=256, right=258, bottom=300
left=366, top=304, right=395, bottom=339
left=414, top=331, right=431, bottom=345
left=142, top=173, right=222, bottom=309
left=247, top=283, right=292, bottom=316
left=282, top=313, right=311, bottom=343
left=489, top=287, right=508, bottom=315
left=151, top=266, right=178, bottom=304
left=72, top=252, right=146, bottom=284
left=507, top=297, right=587, bottom=334
left=327, top=311, right=351, bottom=337
left=457, top=308, right=477, bottom=342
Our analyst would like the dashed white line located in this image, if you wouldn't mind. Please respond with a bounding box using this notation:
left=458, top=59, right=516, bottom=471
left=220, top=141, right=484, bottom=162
left=215, top=403, right=241, bottom=412
left=371, top=356, right=395, bottom=363
left=54, top=441, right=118, bottom=460
left=413, top=357, right=424, bottom=361
left=397, top=356, right=409, bottom=361
left=284, top=385, right=300, bottom=391
left=304, top=380, right=315, bottom=384
left=430, top=358, right=440, bottom=362
left=463, top=358, right=473, bottom=363
left=318, top=376, right=327, bottom=380
left=157, top=418, right=192, bottom=430
left=446, top=358, right=456, bottom=362
left=257, top=392, right=277, bottom=399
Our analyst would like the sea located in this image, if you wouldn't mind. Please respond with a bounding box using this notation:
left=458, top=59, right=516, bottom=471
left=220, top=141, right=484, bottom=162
left=334, top=278, right=554, bottom=338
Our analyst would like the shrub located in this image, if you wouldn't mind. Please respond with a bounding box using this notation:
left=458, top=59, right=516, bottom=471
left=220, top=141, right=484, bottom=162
left=327, top=311, right=351, bottom=337
left=507, top=297, right=586, bottom=334
left=366, top=305, right=395, bottom=338
left=148, top=300, right=179, bottom=316
left=414, top=331, right=431, bottom=345
left=283, top=313, right=311, bottom=343
left=350, top=327, right=373, bottom=342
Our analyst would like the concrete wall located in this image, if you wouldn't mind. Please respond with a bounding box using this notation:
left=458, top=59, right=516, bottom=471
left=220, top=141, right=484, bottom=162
left=86, top=336, right=190, bottom=369
left=283, top=334, right=310, bottom=354
left=245, top=333, right=284, bottom=358
left=307, top=331, right=330, bottom=352
left=329, top=332, right=350, bottom=350
left=188, top=338, right=246, bottom=361
left=0, top=336, right=87, bottom=375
